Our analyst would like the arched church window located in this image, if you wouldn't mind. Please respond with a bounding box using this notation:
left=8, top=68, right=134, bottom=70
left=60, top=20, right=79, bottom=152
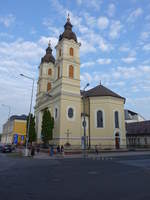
left=68, top=108, right=74, bottom=118
left=55, top=107, right=58, bottom=119
left=69, top=65, right=74, bottom=79
left=48, top=68, right=52, bottom=75
left=97, top=110, right=103, bottom=128
left=58, top=66, right=60, bottom=79
left=70, top=47, right=74, bottom=56
left=47, top=82, right=51, bottom=91
left=115, top=111, right=119, bottom=128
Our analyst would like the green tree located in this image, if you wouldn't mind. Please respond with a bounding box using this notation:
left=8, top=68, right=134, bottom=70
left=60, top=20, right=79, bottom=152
left=41, top=109, right=54, bottom=144
left=27, top=113, right=37, bottom=144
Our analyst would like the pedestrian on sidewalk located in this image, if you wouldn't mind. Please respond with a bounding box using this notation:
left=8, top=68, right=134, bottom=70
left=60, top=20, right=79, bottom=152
left=31, top=146, right=35, bottom=158
left=61, top=145, right=64, bottom=153
left=36, top=145, right=40, bottom=154
left=50, top=145, right=54, bottom=156
left=95, top=145, right=98, bottom=155
left=57, top=145, right=60, bottom=154
left=61, top=145, right=64, bottom=156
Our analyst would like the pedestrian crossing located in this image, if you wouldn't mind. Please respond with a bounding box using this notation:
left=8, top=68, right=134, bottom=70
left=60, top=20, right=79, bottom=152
left=85, top=156, right=113, bottom=161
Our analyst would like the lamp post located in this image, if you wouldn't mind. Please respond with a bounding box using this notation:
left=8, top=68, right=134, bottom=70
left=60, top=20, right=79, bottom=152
left=82, top=83, right=89, bottom=157
left=20, top=73, right=34, bottom=156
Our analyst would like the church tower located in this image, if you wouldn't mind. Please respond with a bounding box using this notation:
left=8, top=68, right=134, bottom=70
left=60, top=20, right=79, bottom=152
left=51, top=15, right=82, bottom=145
left=36, top=41, right=55, bottom=99
left=35, top=15, right=82, bottom=145
left=35, top=42, right=55, bottom=141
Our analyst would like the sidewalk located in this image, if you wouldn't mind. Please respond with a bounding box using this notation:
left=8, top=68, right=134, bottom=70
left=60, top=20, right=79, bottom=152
left=33, top=150, right=150, bottom=160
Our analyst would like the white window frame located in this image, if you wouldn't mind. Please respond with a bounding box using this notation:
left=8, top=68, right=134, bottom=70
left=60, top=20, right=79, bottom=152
left=54, top=106, right=59, bottom=120
left=113, top=110, right=121, bottom=130
left=95, top=108, right=105, bottom=129
left=66, top=106, right=76, bottom=121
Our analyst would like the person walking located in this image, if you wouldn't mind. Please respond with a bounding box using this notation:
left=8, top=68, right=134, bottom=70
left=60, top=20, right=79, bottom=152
left=95, top=145, right=98, bottom=155
left=50, top=145, right=54, bottom=156
left=31, top=146, right=35, bottom=158
left=57, top=145, right=60, bottom=154
left=61, top=145, right=64, bottom=153
left=36, top=145, right=40, bottom=154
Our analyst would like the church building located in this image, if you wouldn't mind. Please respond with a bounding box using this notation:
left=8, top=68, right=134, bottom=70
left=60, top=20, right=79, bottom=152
left=35, top=16, right=126, bottom=149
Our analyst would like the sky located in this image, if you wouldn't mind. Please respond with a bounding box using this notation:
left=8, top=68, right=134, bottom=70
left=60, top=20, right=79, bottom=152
left=0, top=0, right=150, bottom=132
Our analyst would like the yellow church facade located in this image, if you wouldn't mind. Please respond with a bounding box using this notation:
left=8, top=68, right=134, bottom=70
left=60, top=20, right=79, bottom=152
left=35, top=16, right=126, bottom=149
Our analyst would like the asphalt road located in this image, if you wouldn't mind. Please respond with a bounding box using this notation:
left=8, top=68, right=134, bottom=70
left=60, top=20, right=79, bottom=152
left=0, top=153, right=150, bottom=200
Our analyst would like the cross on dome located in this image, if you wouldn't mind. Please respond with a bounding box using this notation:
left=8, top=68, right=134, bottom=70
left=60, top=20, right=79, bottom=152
left=48, top=40, right=51, bottom=47
left=67, top=13, right=70, bottom=22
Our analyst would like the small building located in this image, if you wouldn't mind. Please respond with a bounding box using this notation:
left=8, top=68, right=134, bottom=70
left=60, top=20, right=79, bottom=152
left=126, top=121, right=150, bottom=148
left=1, top=115, right=27, bottom=145
left=125, top=109, right=145, bottom=123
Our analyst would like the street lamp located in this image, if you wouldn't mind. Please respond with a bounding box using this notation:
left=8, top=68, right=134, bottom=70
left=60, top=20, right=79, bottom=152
left=82, top=83, right=89, bottom=157
left=20, top=73, right=35, bottom=156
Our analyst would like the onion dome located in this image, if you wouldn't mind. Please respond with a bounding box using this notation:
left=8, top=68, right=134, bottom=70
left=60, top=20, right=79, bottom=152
left=59, top=14, right=77, bottom=43
left=41, top=41, right=55, bottom=64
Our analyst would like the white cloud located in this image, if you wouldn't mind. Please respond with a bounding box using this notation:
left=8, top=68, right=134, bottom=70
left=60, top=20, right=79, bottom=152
left=81, top=61, right=95, bottom=68
left=43, top=18, right=61, bottom=37
left=140, top=31, right=150, bottom=41
left=107, top=4, right=116, bottom=17
left=127, top=8, right=143, bottom=23
left=76, top=0, right=82, bottom=5
left=119, top=45, right=130, bottom=52
left=0, top=14, right=15, bottom=27
left=97, top=17, right=109, bottom=30
left=143, top=44, right=150, bottom=51
left=97, top=58, right=111, bottom=65
left=109, top=20, right=122, bottom=39
left=79, top=37, right=96, bottom=54
left=122, top=57, right=136, bottom=64
left=38, top=36, right=58, bottom=49
left=145, top=15, right=150, bottom=20
left=80, top=72, right=93, bottom=83
left=83, top=13, right=96, bottom=27
left=98, top=37, right=113, bottom=52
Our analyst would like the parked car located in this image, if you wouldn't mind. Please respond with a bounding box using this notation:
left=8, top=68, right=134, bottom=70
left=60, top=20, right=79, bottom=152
left=2, top=144, right=12, bottom=153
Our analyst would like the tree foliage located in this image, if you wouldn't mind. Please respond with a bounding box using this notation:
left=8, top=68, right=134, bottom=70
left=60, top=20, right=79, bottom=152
left=41, top=109, right=54, bottom=144
left=27, top=113, right=37, bottom=144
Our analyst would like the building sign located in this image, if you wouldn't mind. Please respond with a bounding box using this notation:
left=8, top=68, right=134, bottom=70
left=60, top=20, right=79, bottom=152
left=13, top=134, right=18, bottom=144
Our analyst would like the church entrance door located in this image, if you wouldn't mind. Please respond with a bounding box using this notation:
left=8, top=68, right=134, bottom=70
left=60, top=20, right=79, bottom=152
left=115, top=133, right=120, bottom=149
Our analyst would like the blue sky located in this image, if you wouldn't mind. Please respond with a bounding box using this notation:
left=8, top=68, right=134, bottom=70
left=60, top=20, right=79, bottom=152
left=0, top=0, right=150, bottom=131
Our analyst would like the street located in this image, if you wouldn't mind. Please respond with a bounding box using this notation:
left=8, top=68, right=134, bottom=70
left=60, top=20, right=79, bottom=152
left=0, top=153, right=150, bottom=200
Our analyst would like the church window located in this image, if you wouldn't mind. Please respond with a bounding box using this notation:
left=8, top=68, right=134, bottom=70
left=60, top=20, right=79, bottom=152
left=48, top=68, right=52, bottom=75
left=115, top=111, right=119, bottom=128
left=55, top=107, right=58, bottom=119
left=47, top=82, right=51, bottom=91
left=59, top=49, right=61, bottom=57
left=68, top=108, right=74, bottom=119
left=58, top=66, right=60, bottom=79
left=97, top=110, right=103, bottom=128
left=70, top=47, right=74, bottom=56
left=69, top=65, right=74, bottom=79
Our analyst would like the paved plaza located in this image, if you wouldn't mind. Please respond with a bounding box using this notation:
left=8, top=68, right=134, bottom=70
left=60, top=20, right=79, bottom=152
left=0, top=152, right=150, bottom=200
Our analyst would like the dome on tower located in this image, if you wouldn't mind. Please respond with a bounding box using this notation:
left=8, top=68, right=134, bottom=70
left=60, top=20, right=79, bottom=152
left=59, top=14, right=77, bottom=43
left=41, top=42, right=55, bottom=64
